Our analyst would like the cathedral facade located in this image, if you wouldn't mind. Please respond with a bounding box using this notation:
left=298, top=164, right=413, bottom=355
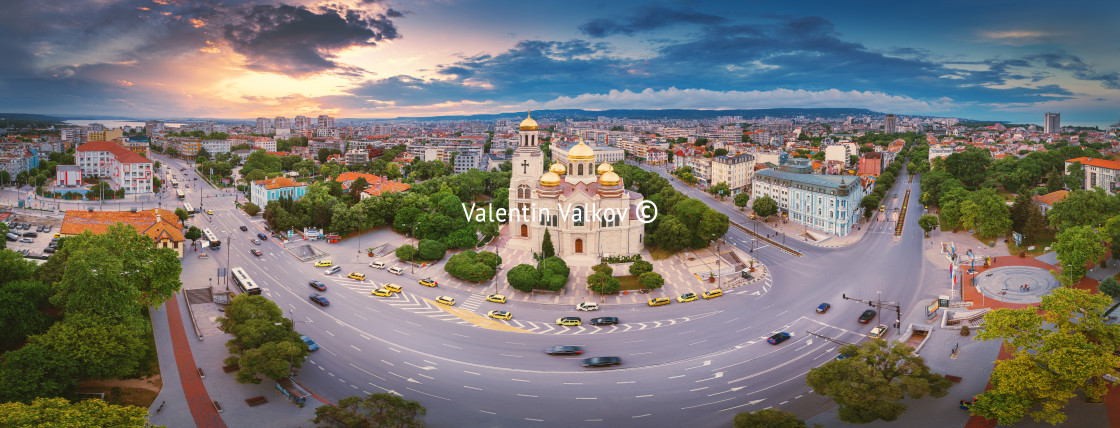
left=506, top=113, right=646, bottom=262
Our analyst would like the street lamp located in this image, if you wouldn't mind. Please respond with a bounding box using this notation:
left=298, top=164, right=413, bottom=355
left=226, top=232, right=233, bottom=289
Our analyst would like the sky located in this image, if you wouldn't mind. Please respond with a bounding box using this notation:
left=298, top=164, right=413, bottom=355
left=1, top=0, right=1118, bottom=126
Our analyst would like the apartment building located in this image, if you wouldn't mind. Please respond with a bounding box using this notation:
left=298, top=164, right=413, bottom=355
left=710, top=154, right=756, bottom=195
left=201, top=139, right=230, bottom=154
left=1066, top=156, right=1120, bottom=194
left=76, top=140, right=154, bottom=195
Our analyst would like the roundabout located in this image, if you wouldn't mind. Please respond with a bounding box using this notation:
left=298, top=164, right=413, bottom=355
left=972, top=265, right=1061, bottom=304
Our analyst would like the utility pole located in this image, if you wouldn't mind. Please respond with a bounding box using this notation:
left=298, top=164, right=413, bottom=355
left=842, top=292, right=903, bottom=332
left=803, top=330, right=856, bottom=346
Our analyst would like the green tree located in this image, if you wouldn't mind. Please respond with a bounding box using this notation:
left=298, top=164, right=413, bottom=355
left=537, top=228, right=555, bottom=259
left=0, top=280, right=52, bottom=344
left=0, top=343, right=80, bottom=404
left=31, top=314, right=150, bottom=380
left=638, top=271, right=664, bottom=290
left=733, top=408, right=811, bottom=428
left=972, top=287, right=1120, bottom=425
left=232, top=340, right=305, bottom=384
left=710, top=182, right=731, bottom=199
left=395, top=244, right=418, bottom=261
left=1098, top=277, right=1120, bottom=299
left=0, top=249, right=38, bottom=287
left=1008, top=190, right=1033, bottom=233
left=587, top=271, right=620, bottom=294
left=1053, top=226, right=1108, bottom=285
left=507, top=263, right=539, bottom=292
left=806, top=339, right=952, bottom=423
left=218, top=294, right=307, bottom=383
left=1023, top=204, right=1050, bottom=243
left=444, top=250, right=499, bottom=282
left=1047, top=188, right=1118, bottom=231
left=734, top=193, right=750, bottom=210
left=1064, top=161, right=1084, bottom=191
left=752, top=195, right=778, bottom=217
left=538, top=256, right=571, bottom=291
left=1045, top=169, right=1063, bottom=193
left=652, top=215, right=692, bottom=251
left=698, top=209, right=730, bottom=244
left=312, top=393, right=426, bottom=428
left=918, top=214, right=939, bottom=235
left=944, top=147, right=992, bottom=188
left=629, top=260, right=654, bottom=277
left=0, top=397, right=154, bottom=428
left=185, top=226, right=202, bottom=244
left=243, top=202, right=260, bottom=217
left=174, top=207, right=189, bottom=222
left=417, top=239, right=447, bottom=260
left=592, top=262, right=613, bottom=276
left=349, top=177, right=369, bottom=200
left=959, top=189, right=1012, bottom=238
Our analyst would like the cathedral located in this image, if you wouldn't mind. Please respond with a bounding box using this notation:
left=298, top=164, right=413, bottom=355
left=506, top=112, right=646, bottom=263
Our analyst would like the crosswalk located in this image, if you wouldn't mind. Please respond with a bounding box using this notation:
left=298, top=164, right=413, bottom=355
left=458, top=294, right=485, bottom=312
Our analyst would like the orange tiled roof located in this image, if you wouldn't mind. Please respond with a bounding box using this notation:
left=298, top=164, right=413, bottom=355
left=61, top=209, right=183, bottom=242
left=1067, top=156, right=1120, bottom=171
left=77, top=140, right=153, bottom=164
left=1032, top=190, right=1069, bottom=206
left=254, top=176, right=307, bottom=190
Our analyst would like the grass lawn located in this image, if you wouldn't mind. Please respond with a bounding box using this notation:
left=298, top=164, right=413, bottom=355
left=1006, top=235, right=1057, bottom=258
left=617, top=275, right=645, bottom=291
left=650, top=248, right=674, bottom=261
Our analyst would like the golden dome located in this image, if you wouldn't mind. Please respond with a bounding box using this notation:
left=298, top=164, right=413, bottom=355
left=549, top=162, right=567, bottom=175
left=599, top=171, right=621, bottom=186
left=596, top=162, right=613, bottom=174
left=540, top=171, right=561, bottom=187
left=569, top=141, right=595, bottom=161
left=519, top=111, right=538, bottom=131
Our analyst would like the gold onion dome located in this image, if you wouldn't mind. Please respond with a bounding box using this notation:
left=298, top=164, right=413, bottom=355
left=569, top=141, right=595, bottom=160
left=550, top=162, right=567, bottom=175
left=597, top=162, right=613, bottom=174
left=519, top=111, right=538, bottom=131
left=540, top=171, right=561, bottom=187
left=599, top=171, right=621, bottom=186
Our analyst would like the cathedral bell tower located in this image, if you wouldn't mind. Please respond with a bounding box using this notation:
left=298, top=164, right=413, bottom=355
left=510, top=111, right=544, bottom=239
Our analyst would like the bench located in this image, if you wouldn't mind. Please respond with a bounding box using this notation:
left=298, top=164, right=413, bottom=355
left=945, top=375, right=963, bottom=383
left=245, top=396, right=268, bottom=407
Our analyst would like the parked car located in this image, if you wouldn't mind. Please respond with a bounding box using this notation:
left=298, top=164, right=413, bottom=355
left=23, top=231, right=37, bottom=238
left=816, top=303, right=831, bottom=313
left=858, top=309, right=877, bottom=323
left=19, top=237, right=33, bottom=243
left=576, top=302, right=599, bottom=311
left=677, top=293, right=699, bottom=303
left=44, top=246, right=57, bottom=253
left=309, top=294, right=330, bottom=306
left=581, top=356, right=622, bottom=368
left=545, top=345, right=583, bottom=355
left=300, top=336, right=319, bottom=351
left=44, top=225, right=51, bottom=233
left=308, top=281, right=327, bottom=291
left=767, top=332, right=791, bottom=344
left=5, top=233, right=17, bottom=242
left=590, top=317, right=619, bottom=326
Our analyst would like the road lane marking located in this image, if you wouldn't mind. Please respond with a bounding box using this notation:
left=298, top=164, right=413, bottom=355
left=480, top=410, right=496, bottom=415
left=464, top=385, right=482, bottom=391
left=681, top=397, right=736, bottom=410
left=668, top=375, right=685, bottom=379
left=500, top=354, right=522, bottom=358
left=517, top=393, right=538, bottom=398
left=576, top=397, right=597, bottom=400
left=380, top=360, right=393, bottom=366
left=443, top=344, right=461, bottom=349
left=406, top=387, right=449, bottom=401
left=464, top=371, right=481, bottom=376
left=632, top=414, right=651, bottom=418
left=617, top=381, right=635, bottom=384
left=636, top=394, right=653, bottom=398
left=350, top=345, right=361, bottom=352
left=511, top=378, right=530, bottom=382
left=562, top=382, right=582, bottom=385
left=525, top=418, right=544, bottom=422
left=690, top=387, right=708, bottom=392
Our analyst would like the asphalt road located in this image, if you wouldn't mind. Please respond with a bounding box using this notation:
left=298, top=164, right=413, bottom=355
left=171, top=159, right=945, bottom=427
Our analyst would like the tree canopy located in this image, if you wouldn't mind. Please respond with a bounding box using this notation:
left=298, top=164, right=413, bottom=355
left=0, top=397, right=155, bottom=428
left=312, top=393, right=426, bottom=428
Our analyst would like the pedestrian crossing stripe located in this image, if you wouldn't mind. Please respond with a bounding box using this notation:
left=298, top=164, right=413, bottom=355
left=424, top=298, right=534, bottom=334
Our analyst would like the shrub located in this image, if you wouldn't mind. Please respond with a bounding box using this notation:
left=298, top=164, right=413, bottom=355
left=444, top=250, right=501, bottom=282
left=395, top=244, right=417, bottom=261
left=242, top=202, right=260, bottom=217
left=417, top=239, right=447, bottom=261
left=507, top=264, right=539, bottom=292
left=587, top=272, right=620, bottom=294
left=638, top=272, right=664, bottom=289
left=629, top=261, right=654, bottom=277
left=592, top=263, right=613, bottom=276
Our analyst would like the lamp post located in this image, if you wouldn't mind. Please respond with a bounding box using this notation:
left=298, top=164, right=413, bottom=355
left=226, top=232, right=233, bottom=289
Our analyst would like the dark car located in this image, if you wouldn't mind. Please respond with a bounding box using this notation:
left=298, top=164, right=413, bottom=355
left=308, top=281, right=327, bottom=291
left=590, top=317, right=619, bottom=326
left=581, top=356, right=622, bottom=368
left=816, top=303, right=830, bottom=313
left=250, top=249, right=263, bottom=257
left=23, top=231, right=37, bottom=238
left=767, top=332, right=791, bottom=344
left=44, top=246, right=56, bottom=253
left=310, top=293, right=330, bottom=306
left=545, top=346, right=584, bottom=355
left=240, top=225, right=248, bottom=231
left=858, top=309, right=877, bottom=324
left=257, top=233, right=268, bottom=241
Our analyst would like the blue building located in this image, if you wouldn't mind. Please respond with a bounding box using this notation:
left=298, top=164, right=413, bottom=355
left=752, top=159, right=864, bottom=237
left=250, top=176, right=308, bottom=209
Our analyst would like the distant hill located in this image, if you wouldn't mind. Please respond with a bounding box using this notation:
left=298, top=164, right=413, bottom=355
left=0, top=113, right=67, bottom=123
left=354, top=108, right=883, bottom=122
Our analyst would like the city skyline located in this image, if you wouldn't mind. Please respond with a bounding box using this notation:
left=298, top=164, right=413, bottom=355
left=1, top=0, right=1118, bottom=126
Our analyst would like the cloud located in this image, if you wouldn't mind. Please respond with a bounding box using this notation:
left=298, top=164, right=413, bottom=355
left=580, top=6, right=727, bottom=37
left=1027, top=53, right=1120, bottom=89
left=537, top=87, right=954, bottom=114
left=978, top=30, right=1054, bottom=46
left=223, top=4, right=402, bottom=76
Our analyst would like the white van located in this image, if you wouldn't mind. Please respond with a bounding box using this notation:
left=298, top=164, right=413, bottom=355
left=388, top=266, right=403, bottom=275
left=369, top=261, right=386, bottom=269
left=325, top=265, right=342, bottom=275
left=576, top=302, right=599, bottom=311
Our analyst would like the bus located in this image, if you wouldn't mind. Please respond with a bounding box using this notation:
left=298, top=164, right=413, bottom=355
left=171, top=178, right=179, bottom=188
left=202, top=227, right=220, bottom=250
left=230, top=267, right=262, bottom=295
left=176, top=189, right=185, bottom=200
left=183, top=202, right=195, bottom=215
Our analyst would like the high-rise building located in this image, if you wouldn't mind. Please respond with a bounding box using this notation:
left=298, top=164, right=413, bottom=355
left=884, top=114, right=898, bottom=134
left=294, top=115, right=310, bottom=131
left=317, top=115, right=334, bottom=129
left=274, top=116, right=290, bottom=129
left=255, top=117, right=272, bottom=134
left=1044, top=112, right=1061, bottom=134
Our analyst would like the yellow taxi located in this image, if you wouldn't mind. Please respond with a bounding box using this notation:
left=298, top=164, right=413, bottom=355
left=748, top=212, right=757, bottom=219
left=701, top=289, right=723, bottom=299
left=556, top=317, right=582, bottom=326
left=315, top=260, right=333, bottom=267
left=419, top=278, right=438, bottom=287
left=648, top=297, right=671, bottom=307
left=371, top=288, right=393, bottom=297
left=383, top=283, right=402, bottom=293
left=487, top=310, right=512, bottom=320
left=348, top=272, right=366, bottom=281
left=486, top=294, right=507, bottom=303
left=435, top=296, right=455, bottom=306
left=677, top=293, right=699, bottom=303
left=206, top=209, right=214, bottom=215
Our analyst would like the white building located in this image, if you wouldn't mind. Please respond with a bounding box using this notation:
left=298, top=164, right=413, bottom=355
left=201, top=139, right=230, bottom=154
left=711, top=154, right=755, bottom=195
left=1066, top=156, right=1120, bottom=194
left=751, top=159, right=863, bottom=237
left=75, top=141, right=154, bottom=195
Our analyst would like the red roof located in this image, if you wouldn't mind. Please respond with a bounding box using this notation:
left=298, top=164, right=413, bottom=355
left=77, top=141, right=152, bottom=164
left=1067, top=157, right=1120, bottom=171
left=254, top=176, right=306, bottom=190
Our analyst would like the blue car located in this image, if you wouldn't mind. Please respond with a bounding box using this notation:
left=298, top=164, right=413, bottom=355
left=301, top=336, right=319, bottom=352
left=816, top=303, right=831, bottom=313
left=767, top=332, right=791, bottom=345
left=310, top=293, right=330, bottom=307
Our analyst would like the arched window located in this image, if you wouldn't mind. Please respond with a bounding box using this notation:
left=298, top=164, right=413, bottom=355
left=578, top=164, right=584, bottom=176
left=573, top=206, right=584, bottom=226
left=568, top=163, right=573, bottom=174
left=518, top=184, right=531, bottom=199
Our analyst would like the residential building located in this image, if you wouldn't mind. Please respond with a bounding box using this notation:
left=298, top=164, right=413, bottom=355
left=250, top=176, right=309, bottom=209
left=176, top=137, right=201, bottom=160
left=201, top=139, right=230, bottom=154
left=346, top=149, right=368, bottom=165
left=333, top=172, right=410, bottom=198
left=646, top=148, right=667, bottom=165
left=884, top=114, right=898, bottom=134
left=710, top=154, right=755, bottom=195
left=294, top=115, right=311, bottom=131
left=1066, top=156, right=1120, bottom=194
left=60, top=209, right=185, bottom=258
left=452, top=148, right=484, bottom=174
left=858, top=152, right=884, bottom=176
left=56, top=165, right=82, bottom=186
left=317, top=115, right=334, bottom=129
left=751, top=159, right=864, bottom=237
left=1031, top=190, right=1068, bottom=215
left=256, top=117, right=272, bottom=134
left=274, top=117, right=290, bottom=129
left=1044, top=113, right=1061, bottom=134
left=76, top=141, right=154, bottom=194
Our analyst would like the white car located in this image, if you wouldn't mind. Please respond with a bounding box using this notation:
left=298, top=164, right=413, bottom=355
left=388, top=266, right=403, bottom=275
left=576, top=302, right=599, bottom=311
left=370, top=261, right=386, bottom=269
left=868, top=324, right=888, bottom=339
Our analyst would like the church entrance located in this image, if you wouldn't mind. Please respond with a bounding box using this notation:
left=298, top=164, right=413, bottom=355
left=575, top=238, right=583, bottom=253
left=521, top=224, right=528, bottom=237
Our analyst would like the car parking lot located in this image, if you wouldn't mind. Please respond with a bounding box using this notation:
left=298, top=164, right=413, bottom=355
left=4, top=215, right=63, bottom=258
